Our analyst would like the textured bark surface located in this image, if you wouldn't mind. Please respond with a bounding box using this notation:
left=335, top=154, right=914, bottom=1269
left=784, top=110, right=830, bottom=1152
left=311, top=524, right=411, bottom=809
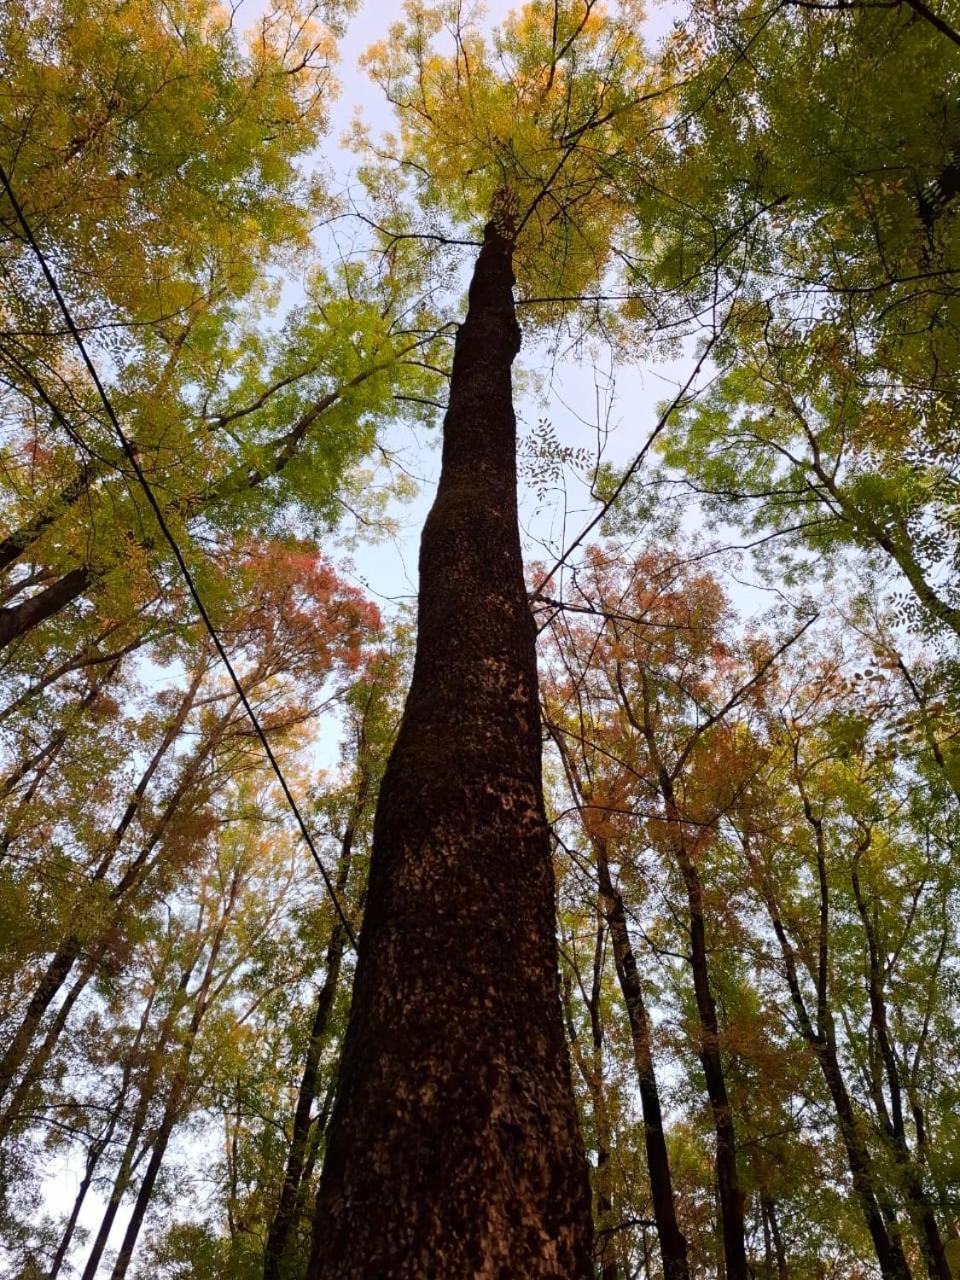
left=308, top=222, right=593, bottom=1279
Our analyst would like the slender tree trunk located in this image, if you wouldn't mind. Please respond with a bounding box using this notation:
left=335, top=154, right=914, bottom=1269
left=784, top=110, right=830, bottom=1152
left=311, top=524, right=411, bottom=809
left=561, top=921, right=619, bottom=1280
left=851, top=857, right=951, bottom=1280
left=308, top=219, right=593, bottom=1278
left=108, top=876, right=236, bottom=1280
left=292, top=1082, right=336, bottom=1228
left=0, top=937, right=84, bottom=1121
left=0, top=948, right=100, bottom=1143
left=629, top=668, right=747, bottom=1280
left=263, top=829, right=353, bottom=1280
left=0, top=723, right=71, bottom=802
left=48, top=981, right=159, bottom=1278
left=741, top=836, right=912, bottom=1280
left=760, top=1195, right=788, bottom=1280
left=106, top=1058, right=190, bottom=1280
left=550, top=728, right=690, bottom=1280
left=679, top=840, right=747, bottom=1280
left=608, top=659, right=747, bottom=1278
left=819, top=1042, right=913, bottom=1280
left=81, top=1071, right=159, bottom=1278
left=78, top=940, right=203, bottom=1280
left=595, top=842, right=690, bottom=1280
left=0, top=687, right=226, bottom=1119
left=49, top=1136, right=108, bottom=1280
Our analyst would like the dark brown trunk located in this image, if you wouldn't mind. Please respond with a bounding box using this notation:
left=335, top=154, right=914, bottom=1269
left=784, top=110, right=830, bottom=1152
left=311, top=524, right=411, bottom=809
left=0, top=951, right=106, bottom=1145
left=612, top=664, right=746, bottom=1279
left=819, top=1042, right=913, bottom=1280
left=79, top=956, right=197, bottom=1280
left=106, top=865, right=236, bottom=1274
left=292, top=1081, right=336, bottom=1228
left=630, top=668, right=746, bottom=1280
left=548, top=723, right=689, bottom=1280
left=760, top=1195, right=788, bottom=1280
left=0, top=564, right=91, bottom=651
left=0, top=936, right=82, bottom=1118
left=561, top=921, right=619, bottom=1280
left=680, top=843, right=747, bottom=1280
left=107, top=875, right=236, bottom=1280
left=308, top=220, right=593, bottom=1278
left=595, top=842, right=690, bottom=1280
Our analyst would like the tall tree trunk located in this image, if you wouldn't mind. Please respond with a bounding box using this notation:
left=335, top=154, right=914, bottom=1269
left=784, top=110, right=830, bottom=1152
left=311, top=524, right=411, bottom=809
left=292, top=1081, right=336, bottom=1227
left=595, top=842, right=690, bottom=1280
left=760, top=1195, right=788, bottom=1280
left=628, top=668, right=747, bottom=1280
left=741, top=834, right=913, bottom=1280
left=550, top=724, right=690, bottom=1280
left=0, top=948, right=98, bottom=1144
left=47, top=978, right=160, bottom=1279
left=78, top=926, right=206, bottom=1280
left=308, top=219, right=593, bottom=1278
left=263, top=828, right=353, bottom=1280
left=561, top=920, right=619, bottom=1280
left=850, top=855, right=951, bottom=1280
left=108, top=899, right=232, bottom=1280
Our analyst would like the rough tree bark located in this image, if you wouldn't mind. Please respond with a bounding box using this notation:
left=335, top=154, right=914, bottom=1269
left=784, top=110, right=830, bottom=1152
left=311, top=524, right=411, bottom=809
left=307, top=219, right=593, bottom=1278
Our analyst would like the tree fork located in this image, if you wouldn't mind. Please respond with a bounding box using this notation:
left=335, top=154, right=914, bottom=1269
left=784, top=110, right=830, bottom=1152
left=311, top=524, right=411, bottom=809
left=308, top=219, right=594, bottom=1278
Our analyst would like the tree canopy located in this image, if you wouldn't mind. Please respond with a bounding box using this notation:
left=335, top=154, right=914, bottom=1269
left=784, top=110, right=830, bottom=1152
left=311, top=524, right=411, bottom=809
left=1, top=0, right=959, bottom=1277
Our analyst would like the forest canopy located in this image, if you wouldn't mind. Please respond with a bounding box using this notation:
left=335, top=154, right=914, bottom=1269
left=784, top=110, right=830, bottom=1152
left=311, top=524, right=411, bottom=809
left=1, top=0, right=959, bottom=1277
